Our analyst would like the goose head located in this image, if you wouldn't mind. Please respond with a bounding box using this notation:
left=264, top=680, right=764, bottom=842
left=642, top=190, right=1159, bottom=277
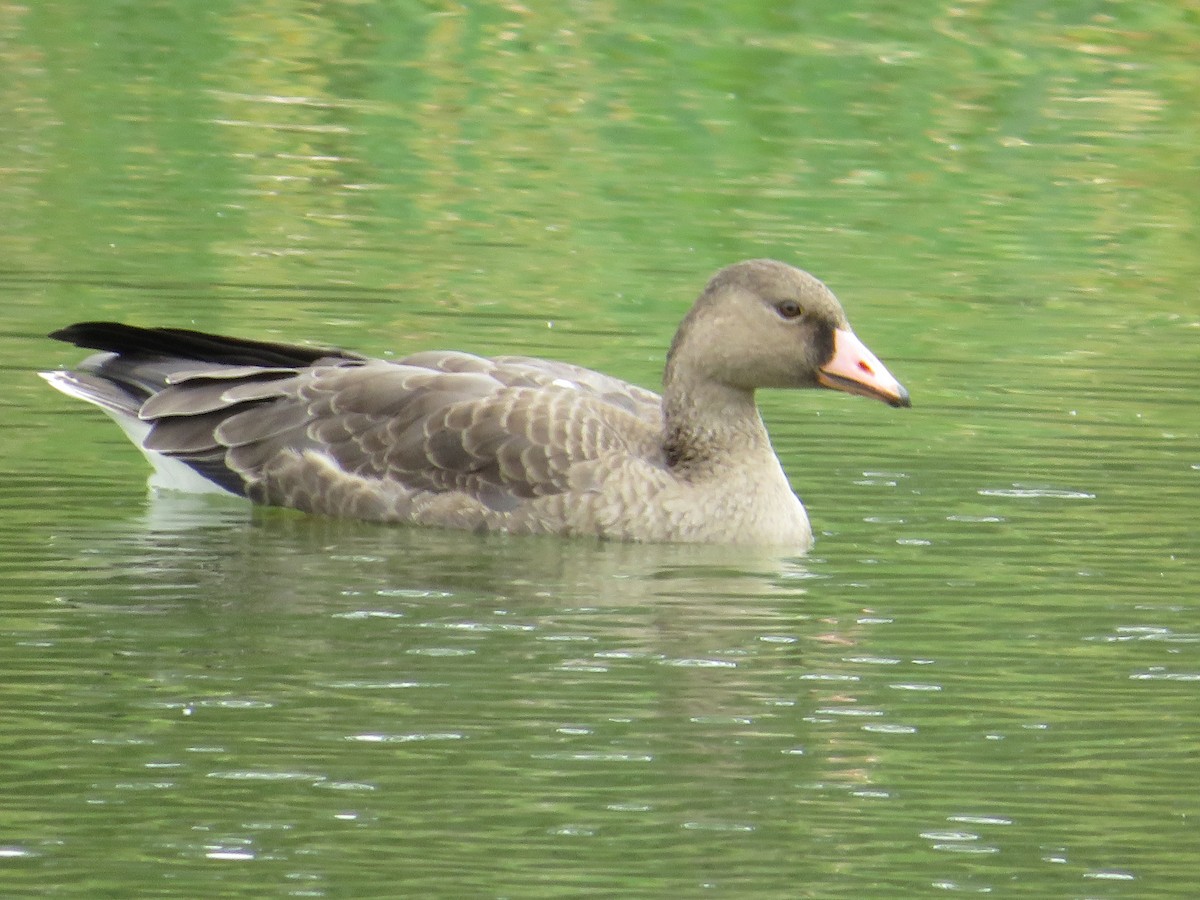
left=665, top=259, right=910, bottom=408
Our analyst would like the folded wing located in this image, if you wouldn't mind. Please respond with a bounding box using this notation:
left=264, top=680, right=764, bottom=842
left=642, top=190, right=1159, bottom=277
left=46, top=324, right=665, bottom=519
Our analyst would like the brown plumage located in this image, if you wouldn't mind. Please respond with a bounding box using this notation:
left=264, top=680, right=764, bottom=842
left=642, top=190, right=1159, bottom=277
left=41, top=260, right=910, bottom=546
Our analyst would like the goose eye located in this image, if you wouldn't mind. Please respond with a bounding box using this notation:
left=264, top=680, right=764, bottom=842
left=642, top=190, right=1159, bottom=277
left=775, top=300, right=803, bottom=320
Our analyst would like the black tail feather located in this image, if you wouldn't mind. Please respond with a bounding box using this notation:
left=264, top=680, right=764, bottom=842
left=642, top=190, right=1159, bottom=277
left=48, top=321, right=362, bottom=368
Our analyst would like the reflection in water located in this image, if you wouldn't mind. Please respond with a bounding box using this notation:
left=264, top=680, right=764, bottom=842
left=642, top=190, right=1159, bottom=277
left=112, top=489, right=820, bottom=619
left=51, top=488, right=889, bottom=807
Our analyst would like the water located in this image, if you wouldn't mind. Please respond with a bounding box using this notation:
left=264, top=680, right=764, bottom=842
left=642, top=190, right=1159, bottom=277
left=2, top=1, right=1197, bottom=896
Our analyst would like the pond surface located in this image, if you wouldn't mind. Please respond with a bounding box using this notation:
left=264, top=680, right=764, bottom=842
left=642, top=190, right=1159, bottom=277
left=2, top=1, right=1197, bottom=896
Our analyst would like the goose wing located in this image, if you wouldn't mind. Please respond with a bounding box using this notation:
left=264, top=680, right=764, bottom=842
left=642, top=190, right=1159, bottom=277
left=142, top=350, right=665, bottom=512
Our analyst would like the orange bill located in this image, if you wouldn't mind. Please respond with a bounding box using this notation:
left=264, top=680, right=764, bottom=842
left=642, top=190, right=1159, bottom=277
left=817, top=328, right=911, bottom=408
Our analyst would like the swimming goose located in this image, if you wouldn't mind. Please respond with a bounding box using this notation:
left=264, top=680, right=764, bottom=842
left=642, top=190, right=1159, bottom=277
left=41, top=259, right=910, bottom=546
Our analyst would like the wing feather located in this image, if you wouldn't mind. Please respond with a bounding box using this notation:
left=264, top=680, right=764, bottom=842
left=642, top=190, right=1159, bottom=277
left=78, top=344, right=663, bottom=516
left=306, top=362, right=661, bottom=506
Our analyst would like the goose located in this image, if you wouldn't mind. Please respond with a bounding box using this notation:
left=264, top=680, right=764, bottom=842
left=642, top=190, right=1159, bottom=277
left=41, top=259, right=910, bottom=546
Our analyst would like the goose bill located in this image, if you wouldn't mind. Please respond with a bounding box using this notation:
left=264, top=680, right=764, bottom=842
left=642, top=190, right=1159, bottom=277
left=817, top=328, right=911, bottom=408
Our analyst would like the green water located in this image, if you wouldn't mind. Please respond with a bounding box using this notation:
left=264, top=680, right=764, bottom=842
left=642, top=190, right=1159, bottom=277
left=2, top=1, right=1197, bottom=896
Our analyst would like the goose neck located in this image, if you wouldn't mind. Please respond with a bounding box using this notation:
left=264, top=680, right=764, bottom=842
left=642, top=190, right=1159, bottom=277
left=661, top=376, right=773, bottom=474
